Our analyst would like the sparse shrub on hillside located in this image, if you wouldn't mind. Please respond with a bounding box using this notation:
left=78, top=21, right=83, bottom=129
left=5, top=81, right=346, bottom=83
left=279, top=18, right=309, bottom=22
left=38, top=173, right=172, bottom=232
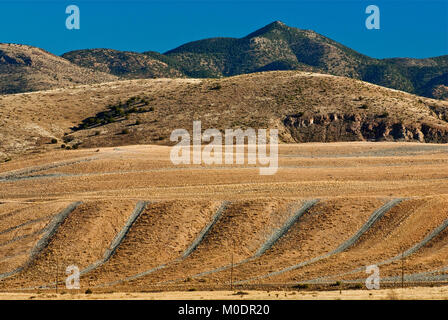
left=135, top=120, right=141, bottom=125
left=61, top=144, right=66, bottom=149
left=95, top=131, right=100, bottom=136
left=378, top=111, right=389, bottom=118
left=50, top=138, right=58, bottom=144
left=359, top=104, right=369, bottom=110
left=65, top=146, right=72, bottom=150
left=209, top=83, right=222, bottom=90
left=74, top=96, right=152, bottom=131
left=63, top=136, right=74, bottom=143
left=294, top=283, right=309, bottom=289
left=350, top=283, right=363, bottom=290
left=122, top=128, right=129, bottom=134
left=330, top=281, right=342, bottom=287
left=72, top=144, right=79, bottom=149
left=85, top=289, right=92, bottom=294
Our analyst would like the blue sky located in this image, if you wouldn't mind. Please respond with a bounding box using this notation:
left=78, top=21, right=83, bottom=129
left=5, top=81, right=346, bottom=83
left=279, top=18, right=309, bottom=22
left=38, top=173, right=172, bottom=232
left=0, top=0, right=447, bottom=59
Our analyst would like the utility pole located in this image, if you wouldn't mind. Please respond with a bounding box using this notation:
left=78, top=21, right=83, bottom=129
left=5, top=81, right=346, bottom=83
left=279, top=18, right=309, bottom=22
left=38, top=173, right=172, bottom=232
left=401, top=251, right=404, bottom=290
left=230, top=239, right=234, bottom=292
left=55, top=254, right=59, bottom=294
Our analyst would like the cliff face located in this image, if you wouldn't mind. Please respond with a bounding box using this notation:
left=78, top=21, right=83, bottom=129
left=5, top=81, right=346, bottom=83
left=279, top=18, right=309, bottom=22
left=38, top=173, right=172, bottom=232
left=283, top=113, right=448, bottom=143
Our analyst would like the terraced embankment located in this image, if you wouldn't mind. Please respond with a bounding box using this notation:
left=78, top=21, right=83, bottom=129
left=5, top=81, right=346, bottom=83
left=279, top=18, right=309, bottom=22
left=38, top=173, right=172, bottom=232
left=0, top=200, right=138, bottom=289
left=192, top=198, right=387, bottom=287
left=110, top=199, right=305, bottom=290
left=1, top=142, right=448, bottom=292
left=0, top=202, right=80, bottom=281
left=323, top=196, right=448, bottom=284
left=84, top=200, right=225, bottom=287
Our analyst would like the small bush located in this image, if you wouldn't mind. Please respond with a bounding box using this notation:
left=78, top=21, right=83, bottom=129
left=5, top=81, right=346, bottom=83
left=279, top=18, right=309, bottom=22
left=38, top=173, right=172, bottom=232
left=359, top=104, right=369, bottom=110
left=122, top=128, right=129, bottom=134
left=209, top=83, right=222, bottom=90
left=63, top=136, right=74, bottom=143
left=135, top=120, right=141, bottom=125
left=72, top=144, right=79, bottom=150
left=95, top=131, right=100, bottom=136
left=51, top=138, right=58, bottom=144
left=294, top=283, right=309, bottom=289
left=349, top=283, right=363, bottom=290
left=65, top=146, right=72, bottom=150
left=85, top=289, right=92, bottom=294
left=329, top=281, right=342, bottom=287
left=61, top=144, right=66, bottom=149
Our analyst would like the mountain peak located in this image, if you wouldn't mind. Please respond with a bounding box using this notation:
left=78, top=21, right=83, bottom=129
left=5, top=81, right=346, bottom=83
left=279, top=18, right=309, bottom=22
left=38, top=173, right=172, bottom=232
left=269, top=20, right=286, bottom=27
left=244, top=20, right=292, bottom=39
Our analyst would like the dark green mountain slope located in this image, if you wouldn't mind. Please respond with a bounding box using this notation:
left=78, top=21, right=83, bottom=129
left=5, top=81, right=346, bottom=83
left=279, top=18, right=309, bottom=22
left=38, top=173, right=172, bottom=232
left=163, top=21, right=447, bottom=99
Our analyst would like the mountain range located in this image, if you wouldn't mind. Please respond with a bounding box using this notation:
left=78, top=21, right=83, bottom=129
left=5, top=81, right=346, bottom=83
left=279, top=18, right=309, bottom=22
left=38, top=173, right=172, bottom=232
left=1, top=21, right=447, bottom=100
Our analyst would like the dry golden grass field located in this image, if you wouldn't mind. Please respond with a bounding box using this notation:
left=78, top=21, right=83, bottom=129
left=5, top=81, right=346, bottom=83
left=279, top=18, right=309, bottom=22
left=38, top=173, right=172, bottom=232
left=1, top=141, right=448, bottom=299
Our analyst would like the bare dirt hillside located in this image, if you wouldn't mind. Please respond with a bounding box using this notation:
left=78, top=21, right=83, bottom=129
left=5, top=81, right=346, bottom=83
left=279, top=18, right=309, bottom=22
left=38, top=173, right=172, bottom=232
left=1, top=71, right=448, bottom=162
left=1, top=142, right=448, bottom=293
left=0, top=43, right=118, bottom=95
